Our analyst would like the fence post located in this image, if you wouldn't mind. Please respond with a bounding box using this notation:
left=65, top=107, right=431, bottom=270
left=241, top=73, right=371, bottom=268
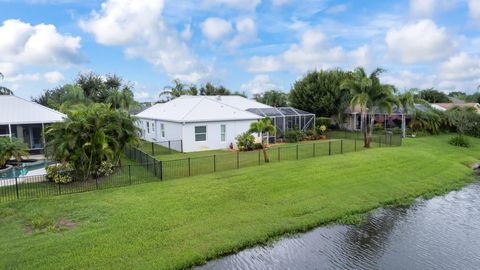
left=14, top=177, right=19, bottom=199
left=278, top=147, right=280, bottom=161
left=153, top=160, right=157, bottom=177
left=95, top=174, right=99, bottom=189
left=213, top=155, right=216, bottom=172
left=168, top=140, right=171, bottom=150
left=296, top=144, right=299, bottom=160
left=354, top=138, right=357, bottom=152
left=188, top=158, right=191, bottom=176
left=341, top=139, right=343, bottom=154
left=329, top=141, right=332, bottom=155
left=151, top=142, right=154, bottom=156
left=237, top=151, right=240, bottom=169
left=58, top=183, right=61, bottom=195
left=313, top=143, right=316, bottom=157
left=258, top=150, right=261, bottom=165
left=159, top=161, right=163, bottom=180
left=128, top=165, right=132, bottom=184
left=180, top=140, right=183, bottom=152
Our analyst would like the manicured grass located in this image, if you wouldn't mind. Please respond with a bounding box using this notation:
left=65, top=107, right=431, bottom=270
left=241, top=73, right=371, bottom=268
left=1, top=135, right=477, bottom=269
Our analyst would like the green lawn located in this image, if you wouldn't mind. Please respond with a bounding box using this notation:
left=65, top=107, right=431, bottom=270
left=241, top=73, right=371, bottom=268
left=1, top=135, right=477, bottom=269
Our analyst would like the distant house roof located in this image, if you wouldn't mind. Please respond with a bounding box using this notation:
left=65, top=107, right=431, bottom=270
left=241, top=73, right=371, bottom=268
left=136, top=95, right=262, bottom=123
left=0, top=95, right=66, bottom=125
left=431, top=103, right=480, bottom=112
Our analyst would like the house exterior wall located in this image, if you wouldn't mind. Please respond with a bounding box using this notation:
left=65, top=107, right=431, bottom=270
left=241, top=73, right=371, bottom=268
left=182, top=120, right=258, bottom=152
left=137, top=118, right=183, bottom=142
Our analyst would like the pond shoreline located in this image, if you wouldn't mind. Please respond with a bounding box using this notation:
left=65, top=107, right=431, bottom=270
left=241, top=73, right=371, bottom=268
left=198, top=180, right=480, bottom=269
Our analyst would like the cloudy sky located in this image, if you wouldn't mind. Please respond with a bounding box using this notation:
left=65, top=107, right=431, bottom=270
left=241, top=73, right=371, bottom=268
left=1, top=0, right=480, bottom=101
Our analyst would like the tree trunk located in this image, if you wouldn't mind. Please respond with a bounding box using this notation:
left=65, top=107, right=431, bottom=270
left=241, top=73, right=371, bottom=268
left=401, top=114, right=406, bottom=138
left=262, top=144, right=270, bottom=163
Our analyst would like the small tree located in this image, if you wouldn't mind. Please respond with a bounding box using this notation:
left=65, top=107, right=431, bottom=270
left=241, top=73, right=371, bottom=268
left=0, top=138, right=29, bottom=169
left=248, top=118, right=275, bottom=162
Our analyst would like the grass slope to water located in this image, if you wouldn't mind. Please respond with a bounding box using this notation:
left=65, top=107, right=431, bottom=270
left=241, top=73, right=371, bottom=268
left=0, top=135, right=478, bottom=269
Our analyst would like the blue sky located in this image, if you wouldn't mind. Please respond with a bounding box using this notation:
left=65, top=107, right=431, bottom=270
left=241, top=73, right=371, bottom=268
left=1, top=0, right=480, bottom=101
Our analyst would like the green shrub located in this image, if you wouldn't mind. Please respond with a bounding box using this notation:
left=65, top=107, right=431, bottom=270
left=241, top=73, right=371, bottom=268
left=284, top=130, right=305, bottom=143
left=96, top=161, right=114, bottom=177
left=46, top=164, right=73, bottom=184
left=448, top=135, right=471, bottom=148
left=253, top=143, right=263, bottom=150
left=236, top=132, right=255, bottom=151
left=374, top=123, right=384, bottom=131
left=316, top=117, right=331, bottom=128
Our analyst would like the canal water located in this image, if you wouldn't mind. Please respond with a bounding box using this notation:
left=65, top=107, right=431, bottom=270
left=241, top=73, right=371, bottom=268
left=198, top=183, right=480, bottom=270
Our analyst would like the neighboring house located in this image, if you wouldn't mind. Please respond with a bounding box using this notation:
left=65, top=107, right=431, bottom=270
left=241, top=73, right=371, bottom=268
left=135, top=95, right=315, bottom=152
left=0, top=95, right=65, bottom=153
left=343, top=104, right=429, bottom=135
left=431, top=103, right=480, bottom=113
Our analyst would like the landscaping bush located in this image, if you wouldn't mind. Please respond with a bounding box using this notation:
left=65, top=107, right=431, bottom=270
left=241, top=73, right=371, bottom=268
left=46, top=164, right=73, bottom=184
left=236, top=132, right=255, bottom=151
left=96, top=161, right=114, bottom=177
left=284, top=129, right=305, bottom=143
left=253, top=143, right=263, bottom=150
left=449, top=136, right=471, bottom=148
left=316, top=117, right=331, bottom=128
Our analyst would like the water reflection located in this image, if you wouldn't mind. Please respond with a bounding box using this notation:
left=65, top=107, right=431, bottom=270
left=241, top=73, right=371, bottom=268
left=198, top=184, right=480, bottom=270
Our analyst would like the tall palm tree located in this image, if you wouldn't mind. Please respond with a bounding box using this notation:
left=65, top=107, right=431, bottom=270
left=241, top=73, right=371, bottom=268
left=249, top=117, right=276, bottom=162
left=341, top=67, right=397, bottom=147
left=398, top=90, right=415, bottom=137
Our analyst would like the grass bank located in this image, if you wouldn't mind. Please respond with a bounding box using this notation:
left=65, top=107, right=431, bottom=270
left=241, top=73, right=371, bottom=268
left=0, top=135, right=478, bottom=269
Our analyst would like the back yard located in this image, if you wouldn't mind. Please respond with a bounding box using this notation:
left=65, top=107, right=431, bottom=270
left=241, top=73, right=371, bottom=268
left=0, top=135, right=478, bottom=269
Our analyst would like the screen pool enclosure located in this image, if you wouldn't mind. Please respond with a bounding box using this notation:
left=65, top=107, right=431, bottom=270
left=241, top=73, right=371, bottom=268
left=246, top=107, right=316, bottom=143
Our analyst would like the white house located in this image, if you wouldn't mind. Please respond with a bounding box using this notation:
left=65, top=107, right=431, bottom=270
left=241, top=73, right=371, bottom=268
left=0, top=95, right=65, bottom=152
left=135, top=96, right=264, bottom=152
left=136, top=95, right=316, bottom=152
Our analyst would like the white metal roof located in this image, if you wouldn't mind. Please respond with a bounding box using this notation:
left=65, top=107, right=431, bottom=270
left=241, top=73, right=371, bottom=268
left=209, top=95, right=272, bottom=110
left=136, top=95, right=263, bottom=123
left=0, top=95, right=66, bottom=125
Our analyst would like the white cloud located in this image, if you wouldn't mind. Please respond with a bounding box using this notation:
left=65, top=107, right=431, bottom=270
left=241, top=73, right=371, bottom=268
left=325, top=4, right=348, bottom=14
left=181, top=24, right=192, bottom=40
left=437, top=52, right=480, bottom=89
left=80, top=0, right=210, bottom=83
left=203, top=0, right=261, bottom=10
left=246, top=28, right=371, bottom=73
left=385, top=19, right=455, bottom=64
left=0, top=19, right=82, bottom=69
left=44, top=71, right=65, bottom=83
left=409, top=0, right=459, bottom=17
left=271, top=0, right=289, bottom=6
left=381, top=70, right=437, bottom=90
left=468, top=0, right=480, bottom=20
left=201, top=17, right=232, bottom=41
left=3, top=73, right=41, bottom=83
left=134, top=91, right=151, bottom=101
left=240, top=74, right=280, bottom=94
left=227, top=17, right=256, bottom=48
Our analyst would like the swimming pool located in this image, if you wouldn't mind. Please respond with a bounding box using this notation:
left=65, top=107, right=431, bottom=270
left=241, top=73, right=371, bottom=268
left=0, top=160, right=48, bottom=179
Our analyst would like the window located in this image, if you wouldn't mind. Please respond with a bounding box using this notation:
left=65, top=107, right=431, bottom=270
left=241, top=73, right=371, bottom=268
left=161, top=123, right=165, bottom=138
left=195, top=126, right=207, bottom=142
left=151, top=121, right=155, bottom=132
left=220, top=124, right=226, bottom=142
left=146, top=121, right=150, bottom=133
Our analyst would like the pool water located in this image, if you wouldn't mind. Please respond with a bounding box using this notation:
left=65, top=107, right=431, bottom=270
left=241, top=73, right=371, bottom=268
left=0, top=160, right=48, bottom=179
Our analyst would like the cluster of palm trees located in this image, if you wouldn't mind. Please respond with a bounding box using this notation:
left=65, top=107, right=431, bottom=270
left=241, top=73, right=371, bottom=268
left=159, top=79, right=246, bottom=101
left=0, top=137, right=29, bottom=170
left=45, top=104, right=139, bottom=180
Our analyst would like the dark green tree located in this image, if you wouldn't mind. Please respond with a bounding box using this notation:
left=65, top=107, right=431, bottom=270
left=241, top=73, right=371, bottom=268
left=289, top=69, right=352, bottom=119
left=416, top=88, right=449, bottom=103
left=254, top=90, right=288, bottom=107
left=0, top=72, right=13, bottom=95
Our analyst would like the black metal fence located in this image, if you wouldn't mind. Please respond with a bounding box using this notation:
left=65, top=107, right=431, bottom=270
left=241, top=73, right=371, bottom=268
left=144, top=140, right=183, bottom=155
left=0, top=131, right=401, bottom=202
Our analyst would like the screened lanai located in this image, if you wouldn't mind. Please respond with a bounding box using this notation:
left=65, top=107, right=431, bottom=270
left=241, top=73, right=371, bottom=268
left=246, top=107, right=315, bottom=143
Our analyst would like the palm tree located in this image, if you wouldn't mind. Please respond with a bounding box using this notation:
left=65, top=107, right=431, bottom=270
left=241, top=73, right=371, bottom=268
left=0, top=138, right=29, bottom=169
left=0, top=72, right=13, bottom=95
left=249, top=117, right=276, bottom=162
left=398, top=90, right=415, bottom=137
left=341, top=67, right=397, bottom=148
left=159, top=79, right=197, bottom=101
